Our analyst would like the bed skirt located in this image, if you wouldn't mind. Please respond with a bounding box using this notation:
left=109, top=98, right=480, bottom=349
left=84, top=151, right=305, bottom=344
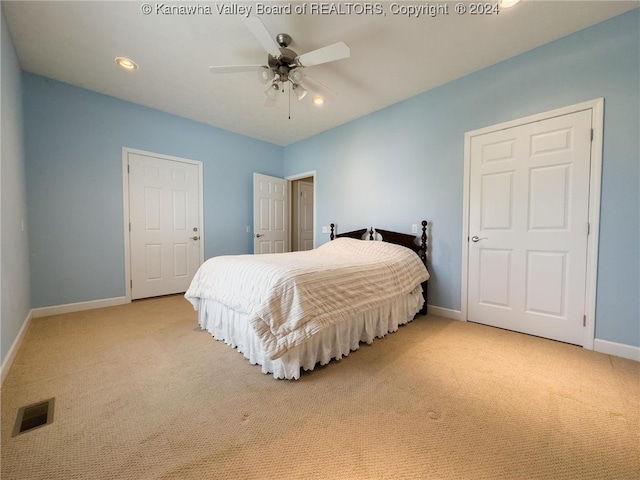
left=196, top=286, right=424, bottom=379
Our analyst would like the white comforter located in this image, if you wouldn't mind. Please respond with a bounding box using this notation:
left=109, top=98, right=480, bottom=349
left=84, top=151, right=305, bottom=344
left=185, top=238, right=429, bottom=360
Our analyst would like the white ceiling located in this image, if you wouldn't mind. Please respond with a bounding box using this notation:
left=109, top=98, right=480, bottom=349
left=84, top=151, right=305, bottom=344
left=3, top=1, right=638, bottom=146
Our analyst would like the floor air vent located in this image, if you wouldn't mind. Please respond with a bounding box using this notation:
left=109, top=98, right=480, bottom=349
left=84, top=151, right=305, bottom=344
left=13, top=398, right=55, bottom=436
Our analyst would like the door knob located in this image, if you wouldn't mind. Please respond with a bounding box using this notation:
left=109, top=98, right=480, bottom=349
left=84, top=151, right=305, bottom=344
left=191, top=236, right=200, bottom=241
left=471, top=236, right=488, bottom=242
left=255, top=233, right=264, bottom=238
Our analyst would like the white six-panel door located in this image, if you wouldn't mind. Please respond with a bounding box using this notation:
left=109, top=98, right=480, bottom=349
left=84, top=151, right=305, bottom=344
left=467, top=110, right=592, bottom=345
left=128, top=152, right=202, bottom=299
left=253, top=173, right=288, bottom=254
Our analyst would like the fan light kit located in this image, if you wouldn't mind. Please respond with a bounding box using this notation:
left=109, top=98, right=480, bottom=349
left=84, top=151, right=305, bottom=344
left=115, top=57, right=138, bottom=70
left=210, top=16, right=349, bottom=110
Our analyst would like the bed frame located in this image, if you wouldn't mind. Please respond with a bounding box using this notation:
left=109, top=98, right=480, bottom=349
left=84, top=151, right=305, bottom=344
left=329, top=221, right=429, bottom=314
left=191, top=222, right=430, bottom=378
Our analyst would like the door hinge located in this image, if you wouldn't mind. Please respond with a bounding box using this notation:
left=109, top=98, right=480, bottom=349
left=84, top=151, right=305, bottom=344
left=587, top=222, right=590, bottom=235
left=591, top=129, right=594, bottom=142
left=130, top=279, right=133, bottom=289
left=583, top=315, right=586, bottom=327
left=129, top=222, right=131, bottom=232
left=127, top=164, right=130, bottom=174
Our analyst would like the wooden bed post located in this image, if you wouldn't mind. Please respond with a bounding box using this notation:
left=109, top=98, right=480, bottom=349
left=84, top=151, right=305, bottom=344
left=330, top=223, right=335, bottom=241
left=420, top=221, right=427, bottom=266
left=420, top=220, right=428, bottom=315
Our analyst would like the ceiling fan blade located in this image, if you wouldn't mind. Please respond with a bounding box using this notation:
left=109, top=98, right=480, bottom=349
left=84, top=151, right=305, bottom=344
left=296, top=42, right=350, bottom=67
left=242, top=16, right=281, bottom=58
left=209, top=65, right=264, bottom=74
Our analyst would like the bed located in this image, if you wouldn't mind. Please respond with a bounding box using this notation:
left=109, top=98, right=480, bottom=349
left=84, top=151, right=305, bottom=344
left=185, top=221, right=430, bottom=379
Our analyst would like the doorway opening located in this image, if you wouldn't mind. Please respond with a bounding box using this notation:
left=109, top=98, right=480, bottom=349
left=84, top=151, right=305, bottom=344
left=290, top=175, right=314, bottom=252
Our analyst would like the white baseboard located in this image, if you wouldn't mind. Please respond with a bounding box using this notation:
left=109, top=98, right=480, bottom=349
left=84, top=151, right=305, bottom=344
left=594, top=338, right=640, bottom=362
left=426, top=305, right=463, bottom=321
left=31, top=296, right=130, bottom=318
left=1, top=309, right=33, bottom=385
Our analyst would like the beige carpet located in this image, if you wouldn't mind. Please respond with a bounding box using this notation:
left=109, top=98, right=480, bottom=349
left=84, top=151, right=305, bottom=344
left=1, top=295, right=638, bottom=479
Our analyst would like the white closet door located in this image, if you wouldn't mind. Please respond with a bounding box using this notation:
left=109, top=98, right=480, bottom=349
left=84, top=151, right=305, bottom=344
left=129, top=153, right=201, bottom=299
left=467, top=110, right=592, bottom=345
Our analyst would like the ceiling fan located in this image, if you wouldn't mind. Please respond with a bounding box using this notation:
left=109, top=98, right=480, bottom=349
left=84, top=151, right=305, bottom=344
left=209, top=16, right=350, bottom=105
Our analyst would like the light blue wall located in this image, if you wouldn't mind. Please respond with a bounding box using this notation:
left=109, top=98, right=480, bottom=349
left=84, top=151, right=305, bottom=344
left=1, top=9, right=31, bottom=366
left=23, top=74, right=283, bottom=308
left=284, top=10, right=640, bottom=347
left=8, top=9, right=640, bottom=360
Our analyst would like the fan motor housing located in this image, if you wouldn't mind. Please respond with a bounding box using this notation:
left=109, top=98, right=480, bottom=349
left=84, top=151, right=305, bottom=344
left=278, top=48, right=298, bottom=65
left=276, top=33, right=292, bottom=47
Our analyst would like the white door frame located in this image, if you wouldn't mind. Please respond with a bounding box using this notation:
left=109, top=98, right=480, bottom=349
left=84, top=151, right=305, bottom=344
left=461, top=98, right=603, bottom=350
left=286, top=170, right=317, bottom=250
left=122, top=147, right=204, bottom=302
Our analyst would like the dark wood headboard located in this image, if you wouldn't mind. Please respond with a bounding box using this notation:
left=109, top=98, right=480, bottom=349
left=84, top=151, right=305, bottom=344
left=330, top=222, right=427, bottom=262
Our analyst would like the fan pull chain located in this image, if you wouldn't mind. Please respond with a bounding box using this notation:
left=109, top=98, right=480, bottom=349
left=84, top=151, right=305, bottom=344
left=288, top=83, right=291, bottom=120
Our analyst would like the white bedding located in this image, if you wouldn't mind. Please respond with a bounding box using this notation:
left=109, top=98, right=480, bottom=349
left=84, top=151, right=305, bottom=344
left=185, top=238, right=430, bottom=361
left=197, top=288, right=424, bottom=379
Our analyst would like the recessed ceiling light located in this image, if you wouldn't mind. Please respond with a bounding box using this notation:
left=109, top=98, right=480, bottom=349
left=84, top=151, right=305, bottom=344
left=312, top=96, right=325, bottom=106
left=115, top=57, right=138, bottom=71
